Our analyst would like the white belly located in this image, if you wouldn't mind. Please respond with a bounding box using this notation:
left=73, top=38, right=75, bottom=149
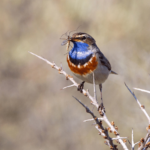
left=73, top=64, right=110, bottom=85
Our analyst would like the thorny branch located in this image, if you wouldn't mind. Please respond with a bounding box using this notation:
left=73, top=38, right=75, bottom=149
left=73, top=96, right=118, bottom=150
left=125, top=83, right=150, bottom=150
left=29, top=52, right=129, bottom=149
left=125, top=83, right=150, bottom=124
left=29, top=52, right=150, bottom=150
left=29, top=51, right=128, bottom=150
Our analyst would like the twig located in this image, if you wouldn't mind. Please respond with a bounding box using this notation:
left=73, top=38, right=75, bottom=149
left=61, top=84, right=75, bottom=89
left=138, top=128, right=150, bottom=150
left=112, top=137, right=127, bottom=140
left=73, top=96, right=118, bottom=150
left=134, top=88, right=150, bottom=94
left=125, top=83, right=150, bottom=150
left=83, top=118, right=103, bottom=122
left=125, top=83, right=150, bottom=124
left=131, top=128, right=139, bottom=150
left=102, top=113, right=128, bottom=150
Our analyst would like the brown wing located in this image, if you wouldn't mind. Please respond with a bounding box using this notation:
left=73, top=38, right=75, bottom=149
left=97, top=51, right=111, bottom=71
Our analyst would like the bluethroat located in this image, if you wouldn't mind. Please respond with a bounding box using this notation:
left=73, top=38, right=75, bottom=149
left=61, top=32, right=117, bottom=109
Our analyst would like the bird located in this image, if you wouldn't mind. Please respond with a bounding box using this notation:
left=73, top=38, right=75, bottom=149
left=61, top=32, right=117, bottom=109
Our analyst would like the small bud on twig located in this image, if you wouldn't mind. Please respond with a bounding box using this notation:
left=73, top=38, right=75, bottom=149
left=103, top=136, right=107, bottom=139
left=110, top=145, right=113, bottom=149
left=107, top=127, right=111, bottom=131
left=51, top=63, right=55, bottom=68
left=83, top=91, right=87, bottom=96
left=111, top=121, right=115, bottom=126
left=141, top=105, right=145, bottom=109
left=66, top=75, right=69, bottom=80
left=114, top=131, right=119, bottom=136
left=138, top=142, right=141, bottom=147
left=145, top=142, right=150, bottom=147
left=115, top=126, right=118, bottom=131
left=123, top=139, right=127, bottom=143
left=58, top=67, right=62, bottom=74
left=141, top=138, right=144, bottom=143
left=146, top=127, right=149, bottom=131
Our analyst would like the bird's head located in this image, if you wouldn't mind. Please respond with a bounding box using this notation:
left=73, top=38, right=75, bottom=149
left=61, top=32, right=96, bottom=49
left=70, top=32, right=96, bottom=45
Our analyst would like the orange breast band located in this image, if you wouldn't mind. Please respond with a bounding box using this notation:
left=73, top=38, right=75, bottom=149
left=67, top=55, right=98, bottom=75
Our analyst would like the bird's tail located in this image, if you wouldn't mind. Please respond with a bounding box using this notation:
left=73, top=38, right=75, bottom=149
left=111, top=70, right=118, bottom=75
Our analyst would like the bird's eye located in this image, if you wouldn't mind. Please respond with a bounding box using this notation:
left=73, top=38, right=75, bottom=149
left=82, top=36, right=86, bottom=40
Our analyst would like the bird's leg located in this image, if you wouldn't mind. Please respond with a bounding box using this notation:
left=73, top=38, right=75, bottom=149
left=98, top=84, right=105, bottom=112
left=77, top=81, right=85, bottom=93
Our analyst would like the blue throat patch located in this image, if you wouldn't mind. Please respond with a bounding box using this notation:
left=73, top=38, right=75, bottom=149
left=69, top=42, right=93, bottom=65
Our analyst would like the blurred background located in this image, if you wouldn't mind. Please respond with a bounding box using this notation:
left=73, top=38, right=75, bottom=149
left=0, top=0, right=150, bottom=150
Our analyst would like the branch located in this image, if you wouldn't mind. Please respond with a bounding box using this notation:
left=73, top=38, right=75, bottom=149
left=138, top=128, right=150, bottom=150
left=125, top=83, right=150, bottom=150
left=130, top=128, right=139, bottom=150
left=134, top=88, right=150, bottom=94
left=29, top=52, right=128, bottom=150
left=125, top=83, right=150, bottom=124
left=73, top=96, right=118, bottom=150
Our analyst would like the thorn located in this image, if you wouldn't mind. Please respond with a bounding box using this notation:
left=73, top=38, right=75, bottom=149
left=134, top=141, right=140, bottom=146
left=60, top=63, right=63, bottom=71
left=112, top=137, right=127, bottom=140
left=83, top=118, right=94, bottom=122
left=61, top=84, right=75, bottom=90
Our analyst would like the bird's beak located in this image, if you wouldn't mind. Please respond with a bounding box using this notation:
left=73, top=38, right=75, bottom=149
left=70, top=37, right=81, bottom=42
left=61, top=37, right=80, bottom=46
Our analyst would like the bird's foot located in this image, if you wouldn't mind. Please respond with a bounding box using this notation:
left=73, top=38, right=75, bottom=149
left=77, top=81, right=85, bottom=93
left=98, top=103, right=106, bottom=114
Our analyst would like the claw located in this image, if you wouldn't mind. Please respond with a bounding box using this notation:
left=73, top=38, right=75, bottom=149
left=77, top=81, right=85, bottom=93
left=98, top=102, right=106, bottom=113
